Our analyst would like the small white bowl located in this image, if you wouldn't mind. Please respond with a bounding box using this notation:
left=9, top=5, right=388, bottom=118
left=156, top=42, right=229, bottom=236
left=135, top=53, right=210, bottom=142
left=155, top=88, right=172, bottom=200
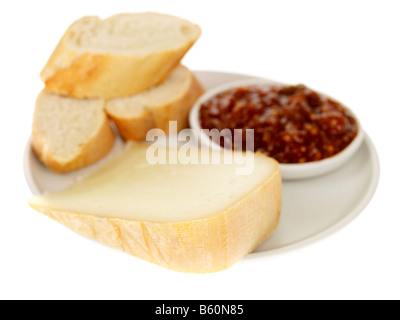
left=189, top=78, right=364, bottom=180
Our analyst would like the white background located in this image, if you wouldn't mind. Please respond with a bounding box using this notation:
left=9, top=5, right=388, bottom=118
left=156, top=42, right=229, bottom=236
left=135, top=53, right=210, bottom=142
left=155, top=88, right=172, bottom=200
left=0, top=0, right=399, bottom=300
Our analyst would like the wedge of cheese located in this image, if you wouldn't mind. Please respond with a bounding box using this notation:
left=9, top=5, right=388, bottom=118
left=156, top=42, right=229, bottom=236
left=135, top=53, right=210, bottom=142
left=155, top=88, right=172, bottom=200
left=29, top=143, right=281, bottom=273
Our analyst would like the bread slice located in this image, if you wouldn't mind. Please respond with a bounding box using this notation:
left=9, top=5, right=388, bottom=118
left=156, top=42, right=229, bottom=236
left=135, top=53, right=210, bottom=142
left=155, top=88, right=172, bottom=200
left=32, top=91, right=115, bottom=173
left=28, top=143, right=281, bottom=273
left=105, top=65, right=204, bottom=141
left=41, top=12, right=201, bottom=99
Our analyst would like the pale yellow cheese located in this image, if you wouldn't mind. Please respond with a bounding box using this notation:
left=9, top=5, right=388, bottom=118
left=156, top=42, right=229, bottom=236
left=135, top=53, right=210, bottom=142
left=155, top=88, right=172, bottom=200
left=29, top=143, right=281, bottom=273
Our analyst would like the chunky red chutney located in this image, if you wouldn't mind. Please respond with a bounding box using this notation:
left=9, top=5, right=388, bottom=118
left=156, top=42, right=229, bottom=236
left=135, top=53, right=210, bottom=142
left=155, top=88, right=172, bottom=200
left=199, top=84, right=358, bottom=164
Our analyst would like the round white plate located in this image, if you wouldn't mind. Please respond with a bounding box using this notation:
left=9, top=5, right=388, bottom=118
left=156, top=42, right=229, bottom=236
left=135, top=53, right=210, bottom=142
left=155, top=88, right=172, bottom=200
left=24, top=71, right=380, bottom=258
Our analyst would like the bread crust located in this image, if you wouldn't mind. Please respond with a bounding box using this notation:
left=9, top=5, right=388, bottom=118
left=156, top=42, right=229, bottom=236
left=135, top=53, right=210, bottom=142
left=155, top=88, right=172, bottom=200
left=41, top=16, right=201, bottom=99
left=107, top=71, right=204, bottom=141
left=29, top=167, right=281, bottom=273
left=31, top=114, right=115, bottom=173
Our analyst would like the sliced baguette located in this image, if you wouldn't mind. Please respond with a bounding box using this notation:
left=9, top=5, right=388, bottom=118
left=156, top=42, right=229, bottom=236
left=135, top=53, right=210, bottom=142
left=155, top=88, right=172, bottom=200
left=105, top=65, right=204, bottom=141
left=32, top=91, right=115, bottom=173
left=41, top=12, right=201, bottom=99
left=28, top=143, right=282, bottom=273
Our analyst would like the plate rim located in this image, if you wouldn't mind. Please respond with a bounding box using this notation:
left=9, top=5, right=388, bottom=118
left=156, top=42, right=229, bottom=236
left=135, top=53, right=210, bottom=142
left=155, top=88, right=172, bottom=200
left=246, top=133, right=380, bottom=259
left=23, top=70, right=380, bottom=259
left=24, top=137, right=40, bottom=196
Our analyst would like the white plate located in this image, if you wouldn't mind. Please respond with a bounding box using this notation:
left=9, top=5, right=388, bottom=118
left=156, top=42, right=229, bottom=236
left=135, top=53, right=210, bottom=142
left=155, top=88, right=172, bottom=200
left=24, top=71, right=380, bottom=258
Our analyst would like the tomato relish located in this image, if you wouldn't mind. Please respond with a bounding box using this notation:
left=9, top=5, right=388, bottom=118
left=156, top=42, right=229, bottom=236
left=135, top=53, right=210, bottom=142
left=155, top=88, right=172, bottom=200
left=199, top=84, right=358, bottom=164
